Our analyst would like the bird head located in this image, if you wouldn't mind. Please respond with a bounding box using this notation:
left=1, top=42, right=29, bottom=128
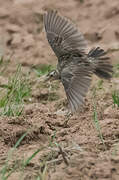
left=39, top=70, right=59, bottom=82
left=46, top=70, right=60, bottom=81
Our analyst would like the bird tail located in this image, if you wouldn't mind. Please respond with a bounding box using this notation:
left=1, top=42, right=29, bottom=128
left=88, top=47, right=113, bottom=79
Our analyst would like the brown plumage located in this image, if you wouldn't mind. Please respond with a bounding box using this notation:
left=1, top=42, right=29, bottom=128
left=43, top=10, right=113, bottom=113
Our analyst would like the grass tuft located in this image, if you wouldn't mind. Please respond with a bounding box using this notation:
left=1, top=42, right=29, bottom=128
left=93, top=103, right=106, bottom=150
left=92, top=87, right=106, bottom=150
left=113, top=63, right=119, bottom=77
left=33, top=64, right=54, bottom=77
left=0, top=64, right=31, bottom=116
left=112, top=90, right=119, bottom=107
left=0, top=56, right=10, bottom=76
left=97, top=79, right=104, bottom=90
left=0, top=132, right=28, bottom=180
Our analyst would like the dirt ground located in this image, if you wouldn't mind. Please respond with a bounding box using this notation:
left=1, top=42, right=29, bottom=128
left=0, top=0, right=119, bottom=179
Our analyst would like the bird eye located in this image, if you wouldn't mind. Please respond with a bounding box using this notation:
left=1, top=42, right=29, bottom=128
left=50, top=72, right=54, bottom=77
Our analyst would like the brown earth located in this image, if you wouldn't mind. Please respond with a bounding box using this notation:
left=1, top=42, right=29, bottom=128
left=0, top=0, right=119, bottom=180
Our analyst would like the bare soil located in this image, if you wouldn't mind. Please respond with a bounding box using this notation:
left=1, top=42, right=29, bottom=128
left=0, top=0, right=119, bottom=180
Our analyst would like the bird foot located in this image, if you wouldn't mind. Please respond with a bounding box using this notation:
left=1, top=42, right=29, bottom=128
left=54, top=108, right=72, bottom=127
left=54, top=108, right=72, bottom=116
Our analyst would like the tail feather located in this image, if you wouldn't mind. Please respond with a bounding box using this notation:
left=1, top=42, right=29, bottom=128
left=88, top=47, right=113, bottom=79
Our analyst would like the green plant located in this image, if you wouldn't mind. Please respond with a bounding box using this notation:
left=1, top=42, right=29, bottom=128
left=23, top=149, right=41, bottom=168
left=112, top=90, right=119, bottom=107
left=48, top=131, right=57, bottom=147
left=0, top=56, right=10, bottom=75
left=0, top=132, right=28, bottom=180
left=93, top=103, right=106, bottom=149
left=36, top=176, right=41, bottom=180
left=80, top=0, right=84, bottom=3
left=33, top=64, right=54, bottom=77
left=97, top=79, right=104, bottom=90
left=113, top=63, right=119, bottom=77
left=112, top=142, right=119, bottom=156
left=0, top=131, right=43, bottom=180
left=92, top=87, right=106, bottom=150
left=0, top=64, right=31, bottom=116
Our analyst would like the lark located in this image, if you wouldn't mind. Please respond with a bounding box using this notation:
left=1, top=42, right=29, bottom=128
left=43, top=10, right=113, bottom=113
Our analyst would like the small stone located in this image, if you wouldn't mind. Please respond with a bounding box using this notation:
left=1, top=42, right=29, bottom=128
left=11, top=33, right=22, bottom=46
left=23, top=34, right=34, bottom=49
left=6, top=24, right=21, bottom=33
left=0, top=8, right=9, bottom=18
left=104, top=106, right=112, bottom=116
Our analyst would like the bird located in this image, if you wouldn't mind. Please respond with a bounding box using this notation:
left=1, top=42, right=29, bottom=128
left=43, top=10, right=113, bottom=113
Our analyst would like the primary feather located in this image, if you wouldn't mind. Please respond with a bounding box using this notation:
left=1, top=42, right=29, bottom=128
left=44, top=10, right=87, bottom=58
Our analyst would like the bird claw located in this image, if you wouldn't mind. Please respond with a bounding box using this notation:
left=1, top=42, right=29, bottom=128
left=54, top=108, right=72, bottom=116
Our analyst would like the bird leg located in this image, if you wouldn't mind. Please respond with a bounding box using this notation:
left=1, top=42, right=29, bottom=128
left=63, top=110, right=72, bottom=127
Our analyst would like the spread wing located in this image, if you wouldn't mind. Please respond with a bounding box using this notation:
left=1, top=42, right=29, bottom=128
left=61, top=64, right=92, bottom=113
left=44, top=10, right=87, bottom=58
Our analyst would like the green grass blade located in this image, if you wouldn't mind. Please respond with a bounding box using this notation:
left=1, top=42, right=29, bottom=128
left=23, top=149, right=41, bottom=167
left=0, top=132, right=28, bottom=180
left=14, top=132, right=28, bottom=149
left=93, top=103, right=106, bottom=150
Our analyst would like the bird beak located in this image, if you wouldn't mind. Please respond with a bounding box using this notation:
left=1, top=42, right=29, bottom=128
left=39, top=74, right=51, bottom=82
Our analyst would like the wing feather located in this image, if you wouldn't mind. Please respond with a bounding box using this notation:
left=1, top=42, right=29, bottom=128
left=61, top=65, right=92, bottom=113
left=44, top=10, right=87, bottom=58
